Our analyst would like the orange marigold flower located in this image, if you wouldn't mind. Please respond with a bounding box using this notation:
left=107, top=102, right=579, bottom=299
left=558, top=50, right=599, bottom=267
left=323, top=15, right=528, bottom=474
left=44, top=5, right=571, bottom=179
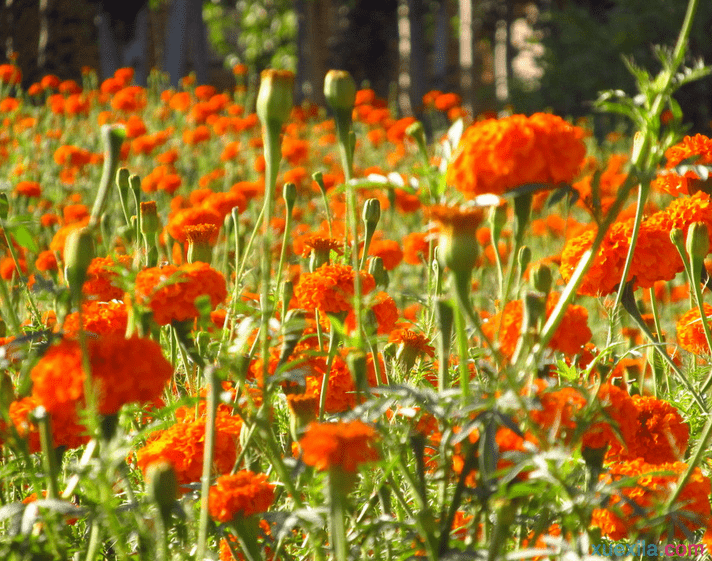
left=83, top=255, right=132, bottom=302
left=529, top=381, right=586, bottom=442
left=591, top=459, right=712, bottom=542
left=31, top=334, right=173, bottom=416
left=626, top=395, right=689, bottom=464
left=61, top=300, right=128, bottom=339
left=300, top=236, right=343, bottom=259
left=367, top=238, right=403, bottom=270
left=134, top=262, right=227, bottom=325
left=136, top=406, right=242, bottom=489
left=652, top=134, right=712, bottom=196
left=5, top=395, right=89, bottom=453
left=482, top=292, right=592, bottom=360
left=434, top=92, right=461, bottom=112
left=562, top=192, right=712, bottom=296
left=300, top=420, right=380, bottom=473
left=402, top=231, right=435, bottom=265
left=208, top=471, right=275, bottom=523
left=35, top=250, right=58, bottom=273
left=13, top=181, right=41, bottom=198
left=676, top=303, right=712, bottom=355
left=446, top=113, right=586, bottom=198
left=166, top=207, right=222, bottom=244
left=295, top=263, right=376, bottom=315
left=581, top=384, right=638, bottom=457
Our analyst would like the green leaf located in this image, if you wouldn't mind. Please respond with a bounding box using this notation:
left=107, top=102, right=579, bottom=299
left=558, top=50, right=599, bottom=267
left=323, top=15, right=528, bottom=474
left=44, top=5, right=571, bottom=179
left=8, top=224, right=38, bottom=253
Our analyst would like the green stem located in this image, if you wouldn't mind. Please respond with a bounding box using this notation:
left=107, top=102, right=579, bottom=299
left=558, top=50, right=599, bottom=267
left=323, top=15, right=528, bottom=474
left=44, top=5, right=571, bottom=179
left=196, top=366, right=219, bottom=559
left=607, top=183, right=648, bottom=348
left=328, top=472, right=348, bottom=561
left=36, top=408, right=59, bottom=499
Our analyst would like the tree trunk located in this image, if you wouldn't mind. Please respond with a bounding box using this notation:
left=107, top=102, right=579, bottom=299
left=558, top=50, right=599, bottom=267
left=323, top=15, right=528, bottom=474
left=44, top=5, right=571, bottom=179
left=459, top=0, right=483, bottom=115
left=407, top=0, right=427, bottom=120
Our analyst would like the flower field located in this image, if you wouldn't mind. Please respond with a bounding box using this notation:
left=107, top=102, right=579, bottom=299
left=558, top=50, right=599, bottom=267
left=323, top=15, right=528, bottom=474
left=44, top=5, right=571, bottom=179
left=2, top=7, right=712, bottom=561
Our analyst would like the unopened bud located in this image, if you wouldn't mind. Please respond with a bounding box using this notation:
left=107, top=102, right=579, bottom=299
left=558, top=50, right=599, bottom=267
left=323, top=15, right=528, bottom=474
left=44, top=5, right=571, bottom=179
left=64, top=227, right=94, bottom=300
left=518, top=246, right=531, bottom=274
left=256, top=70, right=294, bottom=128
left=686, top=222, right=710, bottom=260
left=406, top=121, right=426, bottom=144
left=283, top=182, right=297, bottom=213
left=670, top=228, right=685, bottom=252
left=312, top=171, right=327, bottom=195
left=146, top=460, right=178, bottom=522
left=368, top=257, right=389, bottom=288
left=323, top=70, right=357, bottom=113
left=362, top=198, right=381, bottom=228
left=185, top=224, right=216, bottom=264
left=140, top=201, right=160, bottom=235
left=530, top=263, right=553, bottom=294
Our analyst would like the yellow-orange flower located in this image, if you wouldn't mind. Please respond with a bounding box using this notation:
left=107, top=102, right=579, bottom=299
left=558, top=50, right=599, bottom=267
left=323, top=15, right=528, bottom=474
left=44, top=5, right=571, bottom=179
left=134, top=262, right=227, bottom=325
left=295, top=263, right=376, bottom=315
left=446, top=113, right=586, bottom=197
left=208, top=471, right=275, bottom=523
left=591, top=459, right=712, bottom=542
left=300, top=420, right=380, bottom=473
left=676, top=303, right=712, bottom=355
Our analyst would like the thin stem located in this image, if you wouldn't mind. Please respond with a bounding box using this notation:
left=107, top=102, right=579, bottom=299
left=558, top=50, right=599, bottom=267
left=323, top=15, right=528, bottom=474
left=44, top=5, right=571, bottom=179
left=607, top=183, right=648, bottom=348
left=196, top=366, right=219, bottom=559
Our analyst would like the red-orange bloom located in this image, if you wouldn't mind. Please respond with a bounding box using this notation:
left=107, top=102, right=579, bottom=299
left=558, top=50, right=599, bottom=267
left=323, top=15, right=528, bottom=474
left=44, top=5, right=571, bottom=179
left=30, top=334, right=173, bottom=416
left=676, top=303, right=712, bottom=355
left=591, top=459, right=712, bottom=542
left=652, top=134, right=712, bottom=196
left=446, top=113, right=586, bottom=198
left=134, top=262, right=227, bottom=325
left=208, top=471, right=275, bottom=523
left=300, top=420, right=380, bottom=473
left=295, top=263, right=376, bottom=315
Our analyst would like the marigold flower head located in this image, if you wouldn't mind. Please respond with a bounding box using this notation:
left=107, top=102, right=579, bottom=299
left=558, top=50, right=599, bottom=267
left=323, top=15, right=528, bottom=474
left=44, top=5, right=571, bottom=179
left=4, top=395, right=89, bottom=452
left=482, top=293, right=591, bottom=360
left=30, top=334, right=173, bottom=416
left=652, top=134, right=712, bottom=196
left=82, top=255, right=132, bottom=302
left=446, top=113, right=586, bottom=197
left=166, top=207, right=222, bottom=244
left=295, top=263, right=376, bottom=315
left=61, top=300, right=128, bottom=339
left=14, top=181, right=41, bottom=198
left=591, top=459, right=712, bottom=542
left=676, top=303, right=712, bottom=355
left=136, top=407, right=242, bottom=489
left=300, top=420, right=380, bottom=473
left=134, top=262, right=227, bottom=325
left=625, top=395, right=689, bottom=463
left=581, top=384, right=639, bottom=456
left=208, top=471, right=275, bottom=523
left=428, top=204, right=485, bottom=272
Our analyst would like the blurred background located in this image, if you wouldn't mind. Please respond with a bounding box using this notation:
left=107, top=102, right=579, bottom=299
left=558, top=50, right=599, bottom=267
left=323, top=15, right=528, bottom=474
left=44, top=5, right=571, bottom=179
left=2, top=0, right=711, bottom=133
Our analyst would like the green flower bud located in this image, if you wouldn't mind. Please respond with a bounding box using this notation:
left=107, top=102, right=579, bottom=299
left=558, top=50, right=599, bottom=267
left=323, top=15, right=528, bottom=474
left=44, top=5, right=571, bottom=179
left=405, top=121, right=426, bottom=145
left=368, top=256, right=389, bottom=288
left=686, top=222, right=710, bottom=260
left=312, top=171, right=327, bottom=195
left=518, top=246, right=532, bottom=275
left=256, top=69, right=294, bottom=128
left=283, top=182, right=297, bottom=213
left=670, top=228, right=685, bottom=253
left=323, top=70, right=357, bottom=112
left=362, top=198, right=381, bottom=228
left=64, top=227, right=95, bottom=301
left=140, top=201, right=160, bottom=235
left=530, top=263, right=553, bottom=294
left=146, top=460, right=178, bottom=522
